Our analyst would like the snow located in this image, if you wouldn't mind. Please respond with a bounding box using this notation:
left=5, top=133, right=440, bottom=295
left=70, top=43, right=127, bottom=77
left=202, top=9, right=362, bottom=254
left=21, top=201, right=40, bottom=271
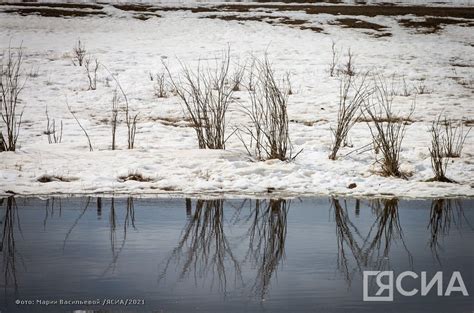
left=0, top=4, right=473, bottom=199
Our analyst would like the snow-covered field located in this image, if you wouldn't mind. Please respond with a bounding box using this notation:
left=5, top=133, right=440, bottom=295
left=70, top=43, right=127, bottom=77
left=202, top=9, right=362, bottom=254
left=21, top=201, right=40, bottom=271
left=0, top=2, right=473, bottom=198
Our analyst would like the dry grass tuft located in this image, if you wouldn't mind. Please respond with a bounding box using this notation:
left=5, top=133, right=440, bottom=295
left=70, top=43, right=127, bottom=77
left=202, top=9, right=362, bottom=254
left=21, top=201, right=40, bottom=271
left=118, top=172, right=153, bottom=182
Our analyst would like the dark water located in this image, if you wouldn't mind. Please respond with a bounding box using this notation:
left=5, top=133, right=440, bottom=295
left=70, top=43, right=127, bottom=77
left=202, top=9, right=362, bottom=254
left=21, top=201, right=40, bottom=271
left=0, top=197, right=473, bottom=313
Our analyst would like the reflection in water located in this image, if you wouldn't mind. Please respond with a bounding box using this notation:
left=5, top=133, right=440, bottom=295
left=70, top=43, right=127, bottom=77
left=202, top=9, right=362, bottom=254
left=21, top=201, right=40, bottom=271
left=332, top=198, right=412, bottom=283
left=245, top=199, right=288, bottom=300
left=0, top=197, right=22, bottom=298
left=43, top=198, right=62, bottom=229
left=103, top=197, right=136, bottom=276
left=159, top=199, right=241, bottom=292
left=160, top=198, right=289, bottom=299
left=0, top=196, right=472, bottom=313
left=428, top=199, right=471, bottom=263
left=63, top=197, right=91, bottom=250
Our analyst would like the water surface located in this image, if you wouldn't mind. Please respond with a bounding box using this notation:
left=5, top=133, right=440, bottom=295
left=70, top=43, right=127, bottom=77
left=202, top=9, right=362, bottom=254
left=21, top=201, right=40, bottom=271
left=1, top=197, right=473, bottom=312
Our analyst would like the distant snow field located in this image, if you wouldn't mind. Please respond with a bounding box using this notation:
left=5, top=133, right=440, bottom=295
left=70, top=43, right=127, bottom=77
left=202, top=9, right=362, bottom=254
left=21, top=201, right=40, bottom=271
left=0, top=3, right=473, bottom=198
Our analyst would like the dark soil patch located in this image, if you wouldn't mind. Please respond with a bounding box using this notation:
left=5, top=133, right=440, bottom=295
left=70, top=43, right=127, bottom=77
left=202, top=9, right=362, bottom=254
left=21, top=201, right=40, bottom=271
left=450, top=62, right=473, bottom=68
left=204, top=14, right=266, bottom=22
left=118, top=173, right=153, bottom=182
left=300, top=25, right=324, bottom=32
left=37, top=174, right=77, bottom=183
left=398, top=17, right=473, bottom=33
left=133, top=13, right=161, bottom=21
left=150, top=116, right=194, bottom=127
left=278, top=17, right=307, bottom=25
left=330, top=18, right=386, bottom=31
left=356, top=116, right=414, bottom=124
left=202, top=14, right=310, bottom=29
left=426, top=176, right=456, bottom=183
left=0, top=2, right=103, bottom=10
left=207, top=4, right=474, bottom=19
left=112, top=4, right=159, bottom=12
left=2, top=7, right=106, bottom=17
left=373, top=32, right=392, bottom=38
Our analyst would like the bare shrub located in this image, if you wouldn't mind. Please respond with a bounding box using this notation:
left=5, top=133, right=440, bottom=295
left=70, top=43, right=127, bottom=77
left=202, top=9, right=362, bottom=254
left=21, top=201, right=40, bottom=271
left=329, top=73, right=371, bottom=160
left=111, top=90, right=119, bottom=150
left=363, top=77, right=414, bottom=177
left=285, top=71, right=293, bottom=95
left=72, top=39, right=86, bottom=66
left=153, top=71, right=167, bottom=98
left=66, top=99, right=93, bottom=151
left=230, top=62, right=245, bottom=91
left=414, top=79, right=430, bottom=95
left=329, top=39, right=340, bottom=77
left=102, top=65, right=138, bottom=149
left=238, top=56, right=301, bottom=161
left=401, top=76, right=412, bottom=97
left=428, top=116, right=453, bottom=182
left=441, top=117, right=471, bottom=158
left=28, top=66, right=40, bottom=78
left=338, top=48, right=356, bottom=77
left=1, top=45, right=26, bottom=152
left=85, top=56, right=99, bottom=90
left=247, top=57, right=257, bottom=92
left=45, top=106, right=63, bottom=144
left=166, top=50, right=234, bottom=149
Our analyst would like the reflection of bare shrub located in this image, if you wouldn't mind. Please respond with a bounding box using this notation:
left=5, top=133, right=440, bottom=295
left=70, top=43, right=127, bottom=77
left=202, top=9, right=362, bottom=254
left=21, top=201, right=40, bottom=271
left=363, top=78, right=414, bottom=177
left=245, top=199, right=288, bottom=299
left=428, top=199, right=469, bottom=263
left=159, top=199, right=241, bottom=292
left=102, top=197, right=137, bottom=275
left=1, top=45, right=26, bottom=152
left=72, top=39, right=86, bottom=67
left=329, top=73, right=370, bottom=160
left=238, top=56, right=300, bottom=161
left=331, top=198, right=412, bottom=283
left=1, top=197, right=21, bottom=293
left=167, top=50, right=234, bottom=149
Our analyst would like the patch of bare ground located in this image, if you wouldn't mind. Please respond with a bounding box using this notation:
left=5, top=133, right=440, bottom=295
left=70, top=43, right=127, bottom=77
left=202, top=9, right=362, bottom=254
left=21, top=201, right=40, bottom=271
left=1, top=7, right=106, bottom=17
left=290, top=119, right=327, bottom=126
left=118, top=173, right=153, bottom=182
left=449, top=76, right=474, bottom=89
left=329, top=17, right=391, bottom=36
left=112, top=4, right=160, bottom=12
left=133, top=13, right=161, bottom=21
left=329, top=18, right=386, bottom=30
left=195, top=4, right=474, bottom=19
left=300, top=25, right=324, bottom=32
left=465, top=120, right=474, bottom=127
left=398, top=17, right=473, bottom=33
left=0, top=2, right=103, bottom=10
left=150, top=116, right=194, bottom=127
left=37, top=174, right=78, bottom=183
left=356, top=116, right=415, bottom=124
left=202, top=14, right=311, bottom=29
